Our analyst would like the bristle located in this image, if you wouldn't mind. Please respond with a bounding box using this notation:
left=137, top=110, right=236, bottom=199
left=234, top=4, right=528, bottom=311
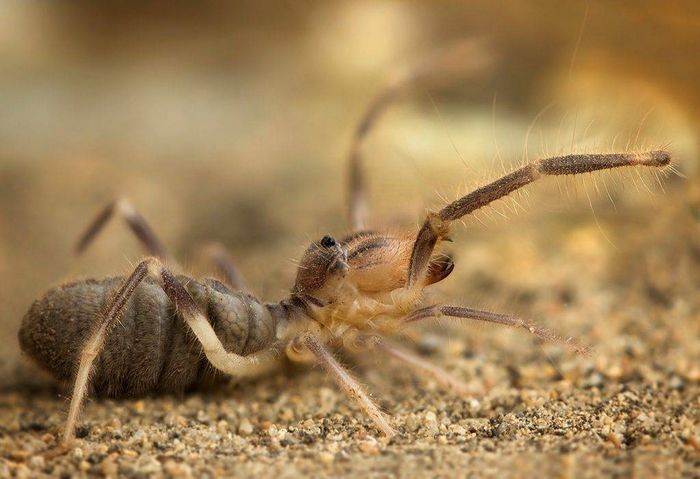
left=637, top=150, right=671, bottom=167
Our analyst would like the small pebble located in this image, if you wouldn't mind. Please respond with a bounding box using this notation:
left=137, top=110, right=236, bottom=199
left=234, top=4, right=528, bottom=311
left=238, top=418, right=254, bottom=436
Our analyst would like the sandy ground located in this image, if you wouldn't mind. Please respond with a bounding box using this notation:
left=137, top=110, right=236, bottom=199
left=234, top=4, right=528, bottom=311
left=1, top=180, right=699, bottom=478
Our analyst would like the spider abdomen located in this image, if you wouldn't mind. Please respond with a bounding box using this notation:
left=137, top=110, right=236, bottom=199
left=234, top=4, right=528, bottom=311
left=18, top=276, right=276, bottom=397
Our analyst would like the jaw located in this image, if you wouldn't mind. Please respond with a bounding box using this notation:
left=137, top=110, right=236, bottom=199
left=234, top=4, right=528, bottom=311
left=344, top=234, right=455, bottom=293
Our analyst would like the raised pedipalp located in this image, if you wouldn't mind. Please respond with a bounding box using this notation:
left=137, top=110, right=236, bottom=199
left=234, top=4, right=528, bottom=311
left=406, top=151, right=672, bottom=289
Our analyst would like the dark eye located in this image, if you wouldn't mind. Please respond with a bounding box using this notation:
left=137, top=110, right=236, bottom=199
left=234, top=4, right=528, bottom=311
left=320, top=235, right=336, bottom=248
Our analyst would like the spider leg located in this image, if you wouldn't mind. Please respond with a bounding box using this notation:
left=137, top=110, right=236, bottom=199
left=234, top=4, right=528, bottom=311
left=61, top=257, right=277, bottom=445
left=347, top=77, right=399, bottom=231
left=404, top=304, right=590, bottom=354
left=196, top=242, right=247, bottom=291
left=406, top=150, right=671, bottom=287
left=300, top=333, right=395, bottom=437
left=77, top=199, right=249, bottom=290
left=347, top=40, right=491, bottom=231
left=363, top=336, right=483, bottom=396
left=76, top=197, right=171, bottom=262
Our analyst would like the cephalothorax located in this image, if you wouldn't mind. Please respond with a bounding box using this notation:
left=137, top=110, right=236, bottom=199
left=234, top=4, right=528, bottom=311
left=19, top=43, right=671, bottom=447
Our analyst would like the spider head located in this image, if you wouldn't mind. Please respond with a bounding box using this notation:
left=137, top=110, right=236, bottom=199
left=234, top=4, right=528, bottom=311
left=292, top=235, right=349, bottom=303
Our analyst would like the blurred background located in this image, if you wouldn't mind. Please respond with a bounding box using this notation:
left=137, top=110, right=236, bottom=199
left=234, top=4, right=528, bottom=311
left=1, top=0, right=699, bottom=369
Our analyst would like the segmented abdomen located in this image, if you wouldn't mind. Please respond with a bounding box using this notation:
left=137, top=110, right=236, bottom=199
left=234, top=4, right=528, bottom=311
left=18, top=276, right=276, bottom=397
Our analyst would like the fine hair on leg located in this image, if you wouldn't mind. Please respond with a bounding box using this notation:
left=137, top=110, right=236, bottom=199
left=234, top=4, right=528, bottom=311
left=62, top=260, right=149, bottom=444
left=406, top=150, right=671, bottom=287
left=404, top=304, right=590, bottom=355
left=301, top=333, right=396, bottom=437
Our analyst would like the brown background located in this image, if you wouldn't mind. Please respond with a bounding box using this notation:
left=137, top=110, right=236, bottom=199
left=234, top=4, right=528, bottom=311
left=1, top=1, right=698, bottom=477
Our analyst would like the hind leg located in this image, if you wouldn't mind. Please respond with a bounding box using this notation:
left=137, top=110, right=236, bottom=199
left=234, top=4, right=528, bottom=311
left=76, top=197, right=172, bottom=261
left=61, top=257, right=277, bottom=446
left=61, top=260, right=150, bottom=445
left=195, top=242, right=247, bottom=291
left=77, top=198, right=247, bottom=290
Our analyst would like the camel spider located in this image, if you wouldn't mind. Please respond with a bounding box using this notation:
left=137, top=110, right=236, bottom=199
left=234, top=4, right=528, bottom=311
left=18, top=43, right=671, bottom=447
